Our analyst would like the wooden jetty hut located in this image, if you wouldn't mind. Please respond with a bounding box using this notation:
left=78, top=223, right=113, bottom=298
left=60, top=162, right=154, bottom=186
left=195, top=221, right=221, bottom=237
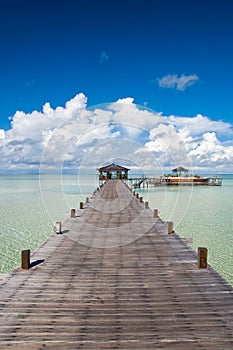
left=98, top=163, right=130, bottom=183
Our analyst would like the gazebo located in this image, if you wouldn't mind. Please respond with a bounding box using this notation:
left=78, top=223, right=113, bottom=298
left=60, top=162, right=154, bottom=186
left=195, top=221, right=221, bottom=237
left=98, top=163, right=130, bottom=181
left=172, top=166, right=189, bottom=177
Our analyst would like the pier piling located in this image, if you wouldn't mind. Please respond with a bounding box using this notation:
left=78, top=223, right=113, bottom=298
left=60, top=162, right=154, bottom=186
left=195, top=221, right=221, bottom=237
left=54, top=221, right=62, bottom=234
left=21, top=250, right=30, bottom=270
left=71, top=209, right=76, bottom=218
left=198, top=247, right=208, bottom=268
left=167, top=221, right=174, bottom=234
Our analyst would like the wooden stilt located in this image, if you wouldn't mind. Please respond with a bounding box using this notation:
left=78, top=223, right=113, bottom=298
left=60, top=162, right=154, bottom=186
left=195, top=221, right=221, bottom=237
left=198, top=247, right=208, bottom=268
left=21, top=250, right=30, bottom=269
left=167, top=221, right=174, bottom=234
left=55, top=221, right=62, bottom=234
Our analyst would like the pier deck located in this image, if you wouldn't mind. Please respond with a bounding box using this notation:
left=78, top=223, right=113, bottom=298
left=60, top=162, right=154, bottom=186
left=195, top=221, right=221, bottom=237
left=0, top=180, right=233, bottom=349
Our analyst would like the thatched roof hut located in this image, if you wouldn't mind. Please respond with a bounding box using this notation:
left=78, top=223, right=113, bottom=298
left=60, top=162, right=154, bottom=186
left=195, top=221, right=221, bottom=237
left=172, top=166, right=189, bottom=176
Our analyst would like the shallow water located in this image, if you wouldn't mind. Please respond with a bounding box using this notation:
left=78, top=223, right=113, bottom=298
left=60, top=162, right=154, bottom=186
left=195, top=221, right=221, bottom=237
left=0, top=174, right=232, bottom=287
left=0, top=174, right=97, bottom=273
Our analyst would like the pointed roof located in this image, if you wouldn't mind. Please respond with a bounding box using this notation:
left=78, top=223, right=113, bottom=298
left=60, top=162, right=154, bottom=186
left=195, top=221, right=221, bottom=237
left=98, top=163, right=130, bottom=172
left=172, top=166, right=189, bottom=172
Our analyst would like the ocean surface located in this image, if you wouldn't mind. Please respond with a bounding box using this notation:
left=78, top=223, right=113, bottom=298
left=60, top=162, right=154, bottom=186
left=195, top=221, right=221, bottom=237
left=0, top=174, right=232, bottom=287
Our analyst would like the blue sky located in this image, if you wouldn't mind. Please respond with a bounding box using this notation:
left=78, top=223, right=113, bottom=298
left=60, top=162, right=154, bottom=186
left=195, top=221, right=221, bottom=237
left=0, top=0, right=233, bottom=172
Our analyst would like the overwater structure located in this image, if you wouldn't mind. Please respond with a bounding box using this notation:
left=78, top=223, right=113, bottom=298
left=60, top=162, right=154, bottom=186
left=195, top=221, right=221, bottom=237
left=128, top=166, right=222, bottom=188
left=98, top=163, right=130, bottom=183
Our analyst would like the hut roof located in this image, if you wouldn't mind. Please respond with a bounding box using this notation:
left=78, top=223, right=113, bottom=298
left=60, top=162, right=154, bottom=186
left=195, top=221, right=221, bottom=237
left=98, top=163, right=130, bottom=172
left=172, top=166, right=189, bottom=172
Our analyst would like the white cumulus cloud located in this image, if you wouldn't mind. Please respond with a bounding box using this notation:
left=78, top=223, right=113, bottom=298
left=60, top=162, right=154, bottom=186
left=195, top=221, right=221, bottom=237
left=169, top=114, right=232, bottom=135
left=0, top=92, right=233, bottom=173
left=189, top=132, right=233, bottom=164
left=0, top=130, right=5, bottom=139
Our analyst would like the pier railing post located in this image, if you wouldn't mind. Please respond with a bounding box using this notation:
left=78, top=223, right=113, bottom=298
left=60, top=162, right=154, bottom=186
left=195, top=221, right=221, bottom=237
left=21, top=250, right=30, bottom=269
left=140, top=196, right=143, bottom=203
left=167, top=221, right=174, bottom=234
left=71, top=209, right=76, bottom=218
left=55, top=221, right=62, bottom=234
left=198, top=247, right=208, bottom=268
left=145, top=201, right=149, bottom=209
left=80, top=202, right=84, bottom=209
left=154, top=209, right=158, bottom=218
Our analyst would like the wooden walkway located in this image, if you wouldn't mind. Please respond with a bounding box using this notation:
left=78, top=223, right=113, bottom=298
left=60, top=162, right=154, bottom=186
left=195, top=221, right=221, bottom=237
left=0, top=180, right=233, bottom=349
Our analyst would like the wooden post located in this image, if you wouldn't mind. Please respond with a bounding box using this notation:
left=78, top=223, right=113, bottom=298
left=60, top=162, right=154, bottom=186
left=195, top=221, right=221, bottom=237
left=154, top=209, right=158, bottom=218
left=167, top=221, right=174, bottom=234
left=80, top=202, right=84, bottom=209
left=140, top=196, right=143, bottom=203
left=198, top=247, right=208, bottom=268
left=21, top=250, right=30, bottom=269
left=55, top=221, right=62, bottom=234
left=71, top=209, right=76, bottom=218
left=136, top=193, right=139, bottom=199
left=145, top=201, right=149, bottom=209
left=86, top=197, right=89, bottom=203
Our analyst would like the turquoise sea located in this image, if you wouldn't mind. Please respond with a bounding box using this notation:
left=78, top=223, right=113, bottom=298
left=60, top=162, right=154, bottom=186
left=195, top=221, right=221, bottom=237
left=0, top=174, right=232, bottom=287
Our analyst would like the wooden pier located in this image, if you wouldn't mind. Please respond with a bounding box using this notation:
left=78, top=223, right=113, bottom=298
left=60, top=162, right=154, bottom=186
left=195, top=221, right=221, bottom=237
left=0, top=180, right=232, bottom=349
left=128, top=176, right=222, bottom=188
